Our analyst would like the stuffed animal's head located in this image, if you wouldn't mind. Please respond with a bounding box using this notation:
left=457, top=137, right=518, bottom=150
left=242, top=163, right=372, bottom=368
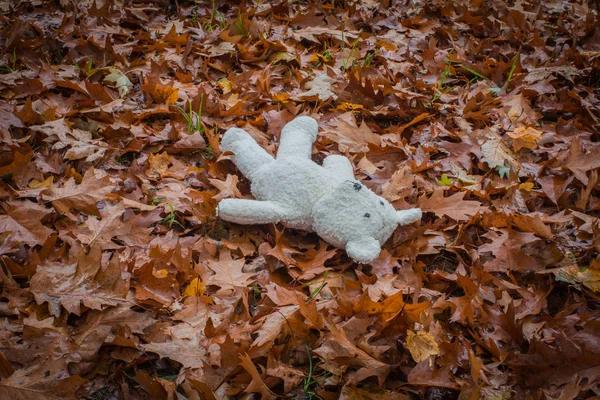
left=311, top=180, right=421, bottom=263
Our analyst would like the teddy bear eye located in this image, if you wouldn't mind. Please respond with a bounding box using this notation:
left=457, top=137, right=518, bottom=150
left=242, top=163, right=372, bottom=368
left=380, top=201, right=384, bottom=206
left=364, top=213, right=370, bottom=218
left=353, top=182, right=362, bottom=191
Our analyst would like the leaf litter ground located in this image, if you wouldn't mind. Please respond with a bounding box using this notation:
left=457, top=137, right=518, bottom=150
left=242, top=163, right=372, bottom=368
left=0, top=1, right=599, bottom=399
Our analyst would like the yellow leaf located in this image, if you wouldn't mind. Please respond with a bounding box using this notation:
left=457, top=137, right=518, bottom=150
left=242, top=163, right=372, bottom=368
left=183, top=277, right=205, bottom=296
left=519, top=182, right=535, bottom=191
left=335, top=102, right=364, bottom=112
left=554, top=264, right=600, bottom=292
left=147, top=152, right=171, bottom=179
left=307, top=53, right=320, bottom=63
left=406, top=330, right=440, bottom=363
left=273, top=92, right=290, bottom=102
left=29, top=176, right=53, bottom=188
left=507, top=126, right=542, bottom=151
left=152, top=84, right=179, bottom=105
left=268, top=51, right=295, bottom=63
left=217, top=78, right=232, bottom=94
left=152, top=269, right=169, bottom=278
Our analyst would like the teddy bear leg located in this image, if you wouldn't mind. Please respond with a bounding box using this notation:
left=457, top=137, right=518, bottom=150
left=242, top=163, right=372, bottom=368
left=323, top=154, right=355, bottom=180
left=217, top=199, right=292, bottom=225
left=277, top=116, right=319, bottom=159
left=222, top=127, right=274, bottom=180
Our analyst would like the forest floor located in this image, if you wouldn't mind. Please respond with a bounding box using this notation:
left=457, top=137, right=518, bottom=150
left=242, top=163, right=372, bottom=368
left=0, top=0, right=599, bottom=399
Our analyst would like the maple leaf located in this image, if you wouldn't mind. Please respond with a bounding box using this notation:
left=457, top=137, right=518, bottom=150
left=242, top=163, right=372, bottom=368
left=418, top=190, right=487, bottom=221
left=206, top=250, right=256, bottom=294
left=477, top=125, right=526, bottom=178
left=294, top=246, right=338, bottom=280
left=131, top=370, right=173, bottom=399
left=290, top=26, right=359, bottom=43
left=41, top=168, right=114, bottom=217
left=0, top=231, right=18, bottom=256
left=141, top=75, right=179, bottom=105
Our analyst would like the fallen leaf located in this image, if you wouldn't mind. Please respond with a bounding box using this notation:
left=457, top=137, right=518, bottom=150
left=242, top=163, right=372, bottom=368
left=298, top=72, right=337, bottom=101
left=183, top=277, right=205, bottom=296
left=41, top=168, right=114, bottom=217
left=103, top=67, right=132, bottom=97
left=507, top=126, right=542, bottom=151
left=206, top=250, right=256, bottom=294
left=0, top=205, right=53, bottom=246
left=406, top=330, right=440, bottom=363
left=30, top=118, right=108, bottom=162
left=209, top=174, right=242, bottom=201
left=418, top=190, right=487, bottom=221
left=239, top=353, right=278, bottom=400
left=147, top=152, right=171, bottom=180
left=30, top=245, right=128, bottom=317
left=480, top=229, right=543, bottom=272
left=323, top=112, right=380, bottom=153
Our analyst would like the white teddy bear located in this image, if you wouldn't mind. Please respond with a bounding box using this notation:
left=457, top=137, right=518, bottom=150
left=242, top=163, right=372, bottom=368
left=217, top=116, right=422, bottom=263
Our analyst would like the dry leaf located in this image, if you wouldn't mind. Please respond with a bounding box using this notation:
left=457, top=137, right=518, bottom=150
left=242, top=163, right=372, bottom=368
left=41, top=168, right=114, bottom=217
left=406, top=330, right=440, bottom=363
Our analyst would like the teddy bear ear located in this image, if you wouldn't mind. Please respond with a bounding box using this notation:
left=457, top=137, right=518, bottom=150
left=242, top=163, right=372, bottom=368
left=395, top=208, right=422, bottom=225
left=346, top=237, right=381, bottom=263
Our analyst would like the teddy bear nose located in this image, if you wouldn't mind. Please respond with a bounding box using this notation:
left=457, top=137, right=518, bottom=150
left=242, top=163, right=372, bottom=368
left=364, top=213, right=370, bottom=218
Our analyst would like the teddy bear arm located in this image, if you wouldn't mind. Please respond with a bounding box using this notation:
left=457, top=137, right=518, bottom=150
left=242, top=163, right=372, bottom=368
left=395, top=208, right=422, bottom=225
left=217, top=199, right=292, bottom=225
left=322, top=154, right=355, bottom=181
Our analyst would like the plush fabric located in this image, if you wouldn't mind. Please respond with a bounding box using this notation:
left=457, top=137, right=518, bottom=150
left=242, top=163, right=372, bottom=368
left=217, top=116, right=422, bottom=263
